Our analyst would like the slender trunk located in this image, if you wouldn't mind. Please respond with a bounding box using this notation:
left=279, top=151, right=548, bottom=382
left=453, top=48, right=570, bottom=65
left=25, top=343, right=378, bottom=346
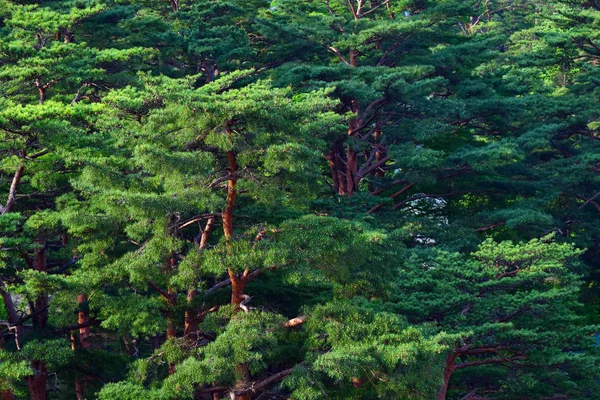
left=0, top=281, right=24, bottom=347
left=221, top=126, right=251, bottom=399
left=374, top=128, right=386, bottom=178
left=184, top=217, right=214, bottom=337
left=0, top=164, right=24, bottom=215
left=75, top=379, right=87, bottom=400
left=75, top=294, right=91, bottom=399
left=222, top=150, right=237, bottom=241
left=37, top=88, right=46, bottom=105
left=349, top=49, right=359, bottom=67
left=346, top=146, right=358, bottom=195
left=326, top=136, right=348, bottom=195
left=437, top=351, right=458, bottom=400
left=77, top=294, right=91, bottom=349
left=184, top=288, right=198, bottom=338
left=235, top=363, right=251, bottom=400
left=26, top=360, right=47, bottom=400
left=228, top=266, right=250, bottom=399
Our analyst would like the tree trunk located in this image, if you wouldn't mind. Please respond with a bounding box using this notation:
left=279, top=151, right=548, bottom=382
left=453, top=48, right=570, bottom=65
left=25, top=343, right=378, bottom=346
left=326, top=136, right=348, bottom=195
left=77, top=294, right=91, bottom=349
left=222, top=150, right=237, bottom=241
left=437, top=351, right=458, bottom=400
left=75, top=379, right=87, bottom=400
left=228, top=269, right=249, bottom=306
left=26, top=360, right=47, bottom=400
left=234, top=363, right=251, bottom=400
left=75, top=294, right=91, bottom=399
left=1, top=391, right=16, bottom=400
left=346, top=146, right=358, bottom=195
left=0, top=281, right=24, bottom=348
left=184, top=217, right=214, bottom=338
left=0, top=164, right=24, bottom=215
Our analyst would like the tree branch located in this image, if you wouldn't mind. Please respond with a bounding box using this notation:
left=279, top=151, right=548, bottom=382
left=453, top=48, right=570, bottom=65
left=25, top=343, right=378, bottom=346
left=147, top=279, right=170, bottom=300
left=0, top=164, right=25, bottom=215
left=456, top=355, right=526, bottom=369
left=324, top=45, right=353, bottom=67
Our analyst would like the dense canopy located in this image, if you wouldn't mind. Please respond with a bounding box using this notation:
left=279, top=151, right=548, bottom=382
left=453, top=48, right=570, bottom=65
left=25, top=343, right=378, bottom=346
left=0, top=1, right=599, bottom=399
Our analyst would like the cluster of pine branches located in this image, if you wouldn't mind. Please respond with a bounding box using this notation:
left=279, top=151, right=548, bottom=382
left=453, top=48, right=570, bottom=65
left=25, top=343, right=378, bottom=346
left=1, top=1, right=600, bottom=399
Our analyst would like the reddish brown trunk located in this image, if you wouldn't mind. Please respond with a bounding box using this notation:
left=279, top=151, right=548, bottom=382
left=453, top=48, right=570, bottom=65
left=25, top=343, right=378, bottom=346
left=1, top=390, right=16, bottom=400
left=346, top=147, right=358, bottom=195
left=349, top=49, right=359, bottom=67
left=228, top=268, right=249, bottom=306
left=26, top=360, right=47, bottom=400
left=77, top=294, right=91, bottom=349
left=184, top=289, right=198, bottom=338
left=437, top=351, right=458, bottom=400
left=74, top=294, right=91, bottom=399
left=37, top=87, right=46, bottom=105
left=326, top=136, right=348, bottom=195
left=229, top=266, right=250, bottom=398
left=75, top=379, right=86, bottom=400
left=222, top=151, right=237, bottom=241
left=235, top=363, right=251, bottom=400
left=184, top=217, right=214, bottom=337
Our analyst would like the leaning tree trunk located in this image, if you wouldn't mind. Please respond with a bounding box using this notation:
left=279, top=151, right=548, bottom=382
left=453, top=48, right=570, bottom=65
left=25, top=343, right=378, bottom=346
left=437, top=351, right=458, bottom=400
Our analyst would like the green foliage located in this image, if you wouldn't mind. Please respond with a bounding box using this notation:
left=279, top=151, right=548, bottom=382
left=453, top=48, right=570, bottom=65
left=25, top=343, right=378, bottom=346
left=1, top=1, right=600, bottom=399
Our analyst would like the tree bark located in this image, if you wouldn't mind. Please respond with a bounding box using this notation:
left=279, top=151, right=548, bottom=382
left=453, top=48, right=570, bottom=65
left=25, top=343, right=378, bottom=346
left=1, top=390, right=16, bottom=400
left=26, top=360, right=47, bottom=400
left=0, top=279, right=24, bottom=348
left=326, top=136, right=348, bottom=195
left=0, top=164, right=24, bottom=215
left=184, top=217, right=214, bottom=337
left=228, top=268, right=249, bottom=306
left=222, top=150, right=237, bottom=241
left=74, top=294, right=91, bottom=400
left=77, top=294, right=91, bottom=349
left=437, top=351, right=458, bottom=400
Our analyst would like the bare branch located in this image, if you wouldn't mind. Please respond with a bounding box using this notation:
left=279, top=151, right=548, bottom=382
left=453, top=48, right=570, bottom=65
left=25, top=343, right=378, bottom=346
left=325, top=45, right=353, bottom=67
left=283, top=315, right=306, bottom=328
left=0, top=164, right=25, bottom=215
left=358, top=0, right=392, bottom=17
left=456, top=355, right=526, bottom=369
left=146, top=279, right=170, bottom=300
